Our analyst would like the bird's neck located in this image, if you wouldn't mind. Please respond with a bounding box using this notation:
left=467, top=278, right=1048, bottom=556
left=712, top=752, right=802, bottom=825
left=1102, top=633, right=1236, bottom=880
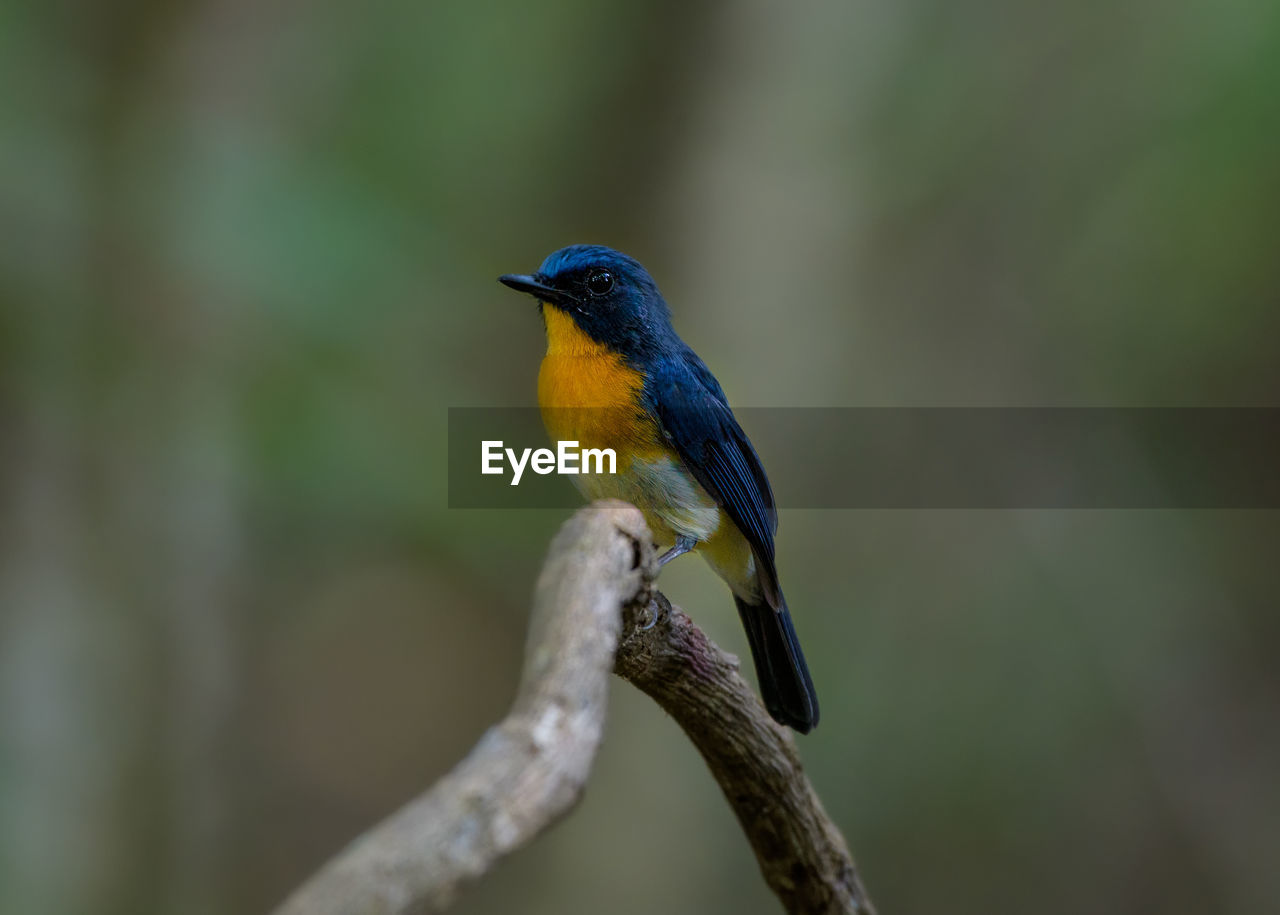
left=538, top=307, right=644, bottom=414
left=541, top=306, right=610, bottom=357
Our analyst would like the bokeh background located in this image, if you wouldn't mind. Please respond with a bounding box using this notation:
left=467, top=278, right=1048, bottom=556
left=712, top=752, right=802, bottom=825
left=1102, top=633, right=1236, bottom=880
left=3, top=1, right=1279, bottom=913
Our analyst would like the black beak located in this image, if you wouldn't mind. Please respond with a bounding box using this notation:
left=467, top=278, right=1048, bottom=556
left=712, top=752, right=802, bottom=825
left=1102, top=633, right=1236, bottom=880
left=498, top=273, right=565, bottom=306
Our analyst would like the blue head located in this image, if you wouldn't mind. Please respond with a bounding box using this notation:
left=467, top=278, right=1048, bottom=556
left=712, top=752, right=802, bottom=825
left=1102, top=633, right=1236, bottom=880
left=499, top=245, right=675, bottom=363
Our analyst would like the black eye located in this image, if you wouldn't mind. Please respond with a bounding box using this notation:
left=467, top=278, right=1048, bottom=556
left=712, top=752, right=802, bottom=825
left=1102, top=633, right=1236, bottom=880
left=586, top=270, right=614, bottom=296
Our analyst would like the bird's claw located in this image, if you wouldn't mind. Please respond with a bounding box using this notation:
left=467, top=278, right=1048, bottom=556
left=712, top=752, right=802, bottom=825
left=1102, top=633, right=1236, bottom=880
left=639, top=594, right=667, bottom=631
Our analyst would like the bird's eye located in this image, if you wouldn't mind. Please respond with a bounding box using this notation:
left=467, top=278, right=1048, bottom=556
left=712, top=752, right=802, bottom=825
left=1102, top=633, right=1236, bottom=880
left=586, top=270, right=614, bottom=296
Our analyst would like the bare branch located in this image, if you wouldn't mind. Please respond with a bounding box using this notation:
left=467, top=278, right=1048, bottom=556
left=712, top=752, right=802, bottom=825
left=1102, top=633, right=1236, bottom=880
left=272, top=501, right=876, bottom=915
left=273, top=503, right=650, bottom=915
left=616, top=593, right=877, bottom=915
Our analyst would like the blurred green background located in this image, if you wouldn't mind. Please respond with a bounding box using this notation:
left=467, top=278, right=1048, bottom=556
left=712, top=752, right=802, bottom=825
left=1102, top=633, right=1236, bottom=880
left=2, top=1, right=1279, bottom=913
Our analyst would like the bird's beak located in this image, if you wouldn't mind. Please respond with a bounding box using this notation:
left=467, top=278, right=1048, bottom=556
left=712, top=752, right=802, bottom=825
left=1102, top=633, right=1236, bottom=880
left=498, top=273, right=564, bottom=306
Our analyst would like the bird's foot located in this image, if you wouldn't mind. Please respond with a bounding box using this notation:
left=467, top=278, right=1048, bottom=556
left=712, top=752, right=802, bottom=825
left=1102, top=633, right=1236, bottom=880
left=656, top=535, right=697, bottom=568
left=639, top=592, right=670, bottom=631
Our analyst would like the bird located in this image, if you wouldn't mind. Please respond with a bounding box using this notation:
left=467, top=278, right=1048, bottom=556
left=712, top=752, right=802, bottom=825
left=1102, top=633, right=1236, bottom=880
left=499, top=245, right=819, bottom=732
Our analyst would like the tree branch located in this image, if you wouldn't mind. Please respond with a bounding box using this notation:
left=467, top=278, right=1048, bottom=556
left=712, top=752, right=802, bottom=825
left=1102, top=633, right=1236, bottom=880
left=616, top=592, right=877, bottom=915
left=272, top=503, right=647, bottom=915
left=272, top=501, right=875, bottom=915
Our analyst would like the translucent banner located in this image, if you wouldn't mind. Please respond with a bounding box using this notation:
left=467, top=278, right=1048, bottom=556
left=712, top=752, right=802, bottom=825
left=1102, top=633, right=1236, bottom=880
left=447, top=408, right=1280, bottom=509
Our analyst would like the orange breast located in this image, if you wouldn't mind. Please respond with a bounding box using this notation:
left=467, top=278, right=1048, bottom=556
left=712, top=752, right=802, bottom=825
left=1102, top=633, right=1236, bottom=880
left=537, top=307, right=660, bottom=454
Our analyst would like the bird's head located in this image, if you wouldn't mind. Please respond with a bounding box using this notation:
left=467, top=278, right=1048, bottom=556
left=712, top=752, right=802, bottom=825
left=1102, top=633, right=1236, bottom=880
left=499, top=245, right=672, bottom=360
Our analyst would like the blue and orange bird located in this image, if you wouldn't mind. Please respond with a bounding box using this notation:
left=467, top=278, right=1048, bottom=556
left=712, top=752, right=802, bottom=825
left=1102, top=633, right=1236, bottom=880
left=500, top=245, right=819, bottom=732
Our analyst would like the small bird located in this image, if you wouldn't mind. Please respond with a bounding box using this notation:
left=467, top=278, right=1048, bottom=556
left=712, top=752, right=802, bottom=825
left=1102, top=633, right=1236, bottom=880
left=499, top=245, right=819, bottom=732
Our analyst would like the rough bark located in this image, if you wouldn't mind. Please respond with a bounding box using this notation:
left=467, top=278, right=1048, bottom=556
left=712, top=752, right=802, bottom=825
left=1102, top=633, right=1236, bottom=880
left=273, top=501, right=875, bottom=915
left=617, top=591, right=876, bottom=915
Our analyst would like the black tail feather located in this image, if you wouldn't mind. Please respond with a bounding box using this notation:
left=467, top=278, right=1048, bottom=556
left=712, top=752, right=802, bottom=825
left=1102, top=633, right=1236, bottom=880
left=734, top=594, right=819, bottom=733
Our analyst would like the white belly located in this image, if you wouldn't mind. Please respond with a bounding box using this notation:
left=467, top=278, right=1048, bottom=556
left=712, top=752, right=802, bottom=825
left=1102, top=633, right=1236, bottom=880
left=576, top=453, right=721, bottom=544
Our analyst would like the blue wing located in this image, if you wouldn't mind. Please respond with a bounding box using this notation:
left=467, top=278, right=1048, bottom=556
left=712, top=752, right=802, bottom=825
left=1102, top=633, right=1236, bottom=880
left=645, top=347, right=782, bottom=607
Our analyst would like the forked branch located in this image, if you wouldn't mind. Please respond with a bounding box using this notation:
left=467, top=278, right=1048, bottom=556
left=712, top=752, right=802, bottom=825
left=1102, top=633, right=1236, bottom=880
left=273, top=502, right=874, bottom=915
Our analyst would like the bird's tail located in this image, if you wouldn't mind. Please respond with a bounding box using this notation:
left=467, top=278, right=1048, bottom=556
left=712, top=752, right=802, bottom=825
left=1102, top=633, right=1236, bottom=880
left=734, top=593, right=820, bottom=733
